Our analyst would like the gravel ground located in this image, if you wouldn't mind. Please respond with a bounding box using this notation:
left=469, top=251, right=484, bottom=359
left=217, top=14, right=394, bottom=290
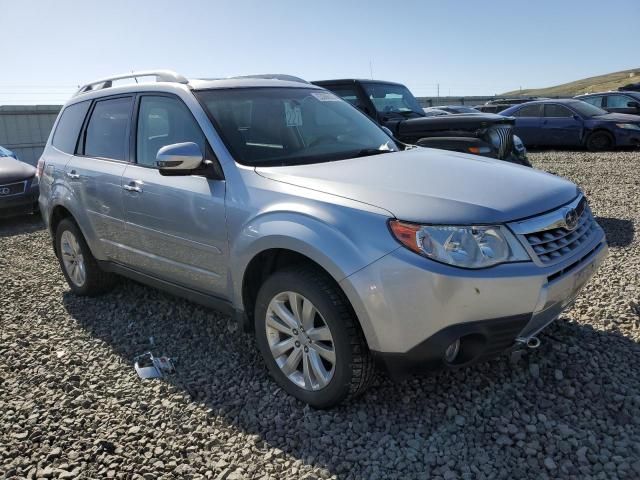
left=1, top=150, right=639, bottom=480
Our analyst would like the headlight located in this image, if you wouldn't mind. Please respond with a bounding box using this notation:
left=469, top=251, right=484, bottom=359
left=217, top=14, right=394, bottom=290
left=513, top=135, right=526, bottom=151
left=616, top=123, right=640, bottom=130
left=389, top=220, right=530, bottom=268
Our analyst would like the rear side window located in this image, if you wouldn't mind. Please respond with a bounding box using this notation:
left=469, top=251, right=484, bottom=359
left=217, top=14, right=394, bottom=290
left=84, top=97, right=133, bottom=161
left=581, top=96, right=604, bottom=108
left=515, top=104, right=541, bottom=117
left=52, top=101, right=91, bottom=154
left=544, top=104, right=573, bottom=117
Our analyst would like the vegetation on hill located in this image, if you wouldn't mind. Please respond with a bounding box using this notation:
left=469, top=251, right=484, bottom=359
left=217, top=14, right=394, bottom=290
left=501, top=68, right=640, bottom=96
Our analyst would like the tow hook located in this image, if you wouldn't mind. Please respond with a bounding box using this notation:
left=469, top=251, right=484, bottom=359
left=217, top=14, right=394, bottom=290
left=515, top=336, right=541, bottom=349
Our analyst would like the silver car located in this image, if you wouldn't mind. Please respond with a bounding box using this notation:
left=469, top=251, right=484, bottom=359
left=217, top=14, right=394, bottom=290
left=38, top=71, right=608, bottom=408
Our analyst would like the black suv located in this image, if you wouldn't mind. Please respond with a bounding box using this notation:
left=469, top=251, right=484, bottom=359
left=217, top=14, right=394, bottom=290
left=312, top=79, right=530, bottom=166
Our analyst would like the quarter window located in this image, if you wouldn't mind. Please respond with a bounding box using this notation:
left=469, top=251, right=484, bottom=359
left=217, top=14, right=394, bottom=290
left=543, top=104, right=573, bottom=118
left=84, top=97, right=133, bottom=161
left=515, top=104, right=541, bottom=117
left=136, top=96, right=206, bottom=167
left=52, top=101, right=91, bottom=154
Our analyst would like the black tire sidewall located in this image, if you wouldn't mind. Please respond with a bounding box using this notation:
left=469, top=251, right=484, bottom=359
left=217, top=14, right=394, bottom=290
left=587, top=131, right=613, bottom=151
left=254, top=269, right=354, bottom=408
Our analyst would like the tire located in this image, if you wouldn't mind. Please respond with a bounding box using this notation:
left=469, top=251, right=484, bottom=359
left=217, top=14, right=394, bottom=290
left=254, top=266, right=374, bottom=408
left=585, top=131, right=614, bottom=152
left=55, top=218, right=116, bottom=296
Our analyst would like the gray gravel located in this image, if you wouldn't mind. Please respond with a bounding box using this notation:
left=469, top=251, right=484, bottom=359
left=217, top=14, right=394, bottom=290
left=1, top=150, right=639, bottom=479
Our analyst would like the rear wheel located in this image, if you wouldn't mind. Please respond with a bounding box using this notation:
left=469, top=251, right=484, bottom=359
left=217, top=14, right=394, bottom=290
left=586, top=131, right=614, bottom=151
left=254, top=266, right=374, bottom=408
left=55, top=218, right=116, bottom=295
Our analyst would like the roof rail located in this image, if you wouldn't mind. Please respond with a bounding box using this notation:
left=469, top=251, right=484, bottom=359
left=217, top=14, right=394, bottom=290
left=228, top=74, right=309, bottom=84
left=75, top=70, right=189, bottom=96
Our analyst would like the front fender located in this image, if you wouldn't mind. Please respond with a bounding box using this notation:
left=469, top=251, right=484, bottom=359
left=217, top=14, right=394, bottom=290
left=229, top=209, right=397, bottom=310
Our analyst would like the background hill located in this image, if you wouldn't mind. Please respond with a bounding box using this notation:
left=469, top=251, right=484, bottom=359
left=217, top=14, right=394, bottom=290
left=501, top=68, right=640, bottom=96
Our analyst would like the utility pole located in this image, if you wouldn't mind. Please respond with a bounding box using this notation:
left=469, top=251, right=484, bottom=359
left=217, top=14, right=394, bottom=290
left=437, top=83, right=440, bottom=98
left=369, top=60, right=373, bottom=80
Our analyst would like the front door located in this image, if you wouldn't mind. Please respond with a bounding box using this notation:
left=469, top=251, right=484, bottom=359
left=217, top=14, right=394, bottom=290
left=541, top=104, right=582, bottom=146
left=120, top=94, right=228, bottom=296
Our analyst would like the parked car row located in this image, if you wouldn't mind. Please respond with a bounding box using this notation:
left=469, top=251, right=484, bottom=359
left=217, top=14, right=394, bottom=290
left=501, top=98, right=640, bottom=151
left=35, top=70, right=607, bottom=407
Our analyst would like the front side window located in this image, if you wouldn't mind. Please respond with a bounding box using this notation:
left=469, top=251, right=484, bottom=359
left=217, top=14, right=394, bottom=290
left=568, top=101, right=607, bottom=118
left=136, top=96, right=206, bottom=167
left=514, top=104, right=541, bottom=117
left=196, top=87, right=396, bottom=167
left=544, top=104, right=573, bottom=118
left=84, top=97, right=133, bottom=161
left=361, top=83, right=424, bottom=116
left=606, top=95, right=633, bottom=108
left=52, top=101, right=91, bottom=154
left=581, top=96, right=604, bottom=108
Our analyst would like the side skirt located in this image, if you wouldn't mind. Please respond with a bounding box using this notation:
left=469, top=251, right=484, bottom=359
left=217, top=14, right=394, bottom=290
left=98, top=260, right=236, bottom=316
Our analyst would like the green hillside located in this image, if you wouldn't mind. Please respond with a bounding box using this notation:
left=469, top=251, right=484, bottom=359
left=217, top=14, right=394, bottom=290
left=501, top=68, right=640, bottom=96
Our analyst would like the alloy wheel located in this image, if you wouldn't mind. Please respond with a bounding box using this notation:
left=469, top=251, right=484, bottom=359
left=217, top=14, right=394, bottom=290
left=60, top=230, right=86, bottom=287
left=265, top=291, right=336, bottom=391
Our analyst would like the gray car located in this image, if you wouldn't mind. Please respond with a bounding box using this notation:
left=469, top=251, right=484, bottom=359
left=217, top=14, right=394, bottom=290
left=38, top=71, right=608, bottom=408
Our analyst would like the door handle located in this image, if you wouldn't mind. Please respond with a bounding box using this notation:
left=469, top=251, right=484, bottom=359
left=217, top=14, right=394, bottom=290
left=66, top=170, right=80, bottom=179
left=123, top=181, right=143, bottom=193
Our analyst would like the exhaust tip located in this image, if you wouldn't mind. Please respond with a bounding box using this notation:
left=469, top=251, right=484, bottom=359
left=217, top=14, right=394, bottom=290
left=444, top=339, right=461, bottom=363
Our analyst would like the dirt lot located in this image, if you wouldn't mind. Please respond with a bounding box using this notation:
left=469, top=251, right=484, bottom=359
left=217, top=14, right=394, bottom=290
left=1, top=151, right=639, bottom=480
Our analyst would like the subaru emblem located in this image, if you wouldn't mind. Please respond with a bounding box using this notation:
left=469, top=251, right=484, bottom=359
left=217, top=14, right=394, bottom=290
left=564, top=208, right=579, bottom=230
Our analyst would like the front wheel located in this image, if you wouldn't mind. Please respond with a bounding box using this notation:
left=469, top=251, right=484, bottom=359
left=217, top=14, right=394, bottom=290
left=585, top=131, right=614, bottom=152
left=254, top=266, right=374, bottom=408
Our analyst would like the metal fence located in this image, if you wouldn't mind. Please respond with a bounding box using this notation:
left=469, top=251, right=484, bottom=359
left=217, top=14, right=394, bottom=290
left=0, top=105, right=61, bottom=165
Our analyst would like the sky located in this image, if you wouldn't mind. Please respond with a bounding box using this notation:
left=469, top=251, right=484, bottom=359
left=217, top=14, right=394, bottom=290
left=1, top=0, right=639, bottom=105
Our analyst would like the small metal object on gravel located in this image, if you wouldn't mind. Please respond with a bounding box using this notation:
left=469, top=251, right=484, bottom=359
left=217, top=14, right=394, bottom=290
left=0, top=151, right=639, bottom=479
left=134, top=352, right=175, bottom=379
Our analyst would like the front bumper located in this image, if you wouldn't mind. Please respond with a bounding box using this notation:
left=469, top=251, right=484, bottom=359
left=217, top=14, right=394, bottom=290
left=340, top=228, right=607, bottom=375
left=0, top=180, right=39, bottom=218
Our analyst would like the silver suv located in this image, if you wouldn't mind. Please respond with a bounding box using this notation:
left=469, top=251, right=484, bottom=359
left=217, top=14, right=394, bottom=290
left=38, top=71, right=608, bottom=408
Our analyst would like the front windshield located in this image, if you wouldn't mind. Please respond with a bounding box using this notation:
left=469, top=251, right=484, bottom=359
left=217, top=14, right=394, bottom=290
left=570, top=101, right=608, bottom=117
left=0, top=146, right=12, bottom=157
left=362, top=83, right=424, bottom=116
left=196, top=88, right=397, bottom=167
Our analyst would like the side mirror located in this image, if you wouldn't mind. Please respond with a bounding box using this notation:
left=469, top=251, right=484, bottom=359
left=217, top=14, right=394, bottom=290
left=156, top=142, right=203, bottom=172
left=628, top=101, right=640, bottom=109
left=573, top=115, right=582, bottom=121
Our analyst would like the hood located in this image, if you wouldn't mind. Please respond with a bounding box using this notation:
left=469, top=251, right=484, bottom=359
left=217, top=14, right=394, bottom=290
left=593, top=112, right=640, bottom=122
left=394, top=113, right=514, bottom=136
left=256, top=148, right=578, bottom=224
left=0, top=156, right=36, bottom=184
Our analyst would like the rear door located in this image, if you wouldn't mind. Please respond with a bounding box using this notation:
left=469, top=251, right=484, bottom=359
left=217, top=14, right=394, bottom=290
left=65, top=95, right=133, bottom=260
left=511, top=104, right=543, bottom=145
left=541, top=104, right=582, bottom=146
left=120, top=94, right=227, bottom=296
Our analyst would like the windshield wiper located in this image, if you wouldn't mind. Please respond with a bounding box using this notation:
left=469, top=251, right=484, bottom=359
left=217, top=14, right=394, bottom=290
left=354, top=148, right=394, bottom=158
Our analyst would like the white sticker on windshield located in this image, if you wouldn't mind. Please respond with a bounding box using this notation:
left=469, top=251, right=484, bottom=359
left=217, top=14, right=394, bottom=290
left=285, top=102, right=303, bottom=126
left=311, top=92, right=341, bottom=102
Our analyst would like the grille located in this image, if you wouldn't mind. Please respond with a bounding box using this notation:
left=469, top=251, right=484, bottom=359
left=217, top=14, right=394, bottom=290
left=523, top=198, right=599, bottom=265
left=0, top=180, right=26, bottom=196
left=486, top=125, right=514, bottom=159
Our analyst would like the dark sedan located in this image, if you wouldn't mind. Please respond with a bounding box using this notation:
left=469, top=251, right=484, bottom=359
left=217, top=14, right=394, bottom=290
left=0, top=146, right=39, bottom=217
left=500, top=99, right=640, bottom=151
